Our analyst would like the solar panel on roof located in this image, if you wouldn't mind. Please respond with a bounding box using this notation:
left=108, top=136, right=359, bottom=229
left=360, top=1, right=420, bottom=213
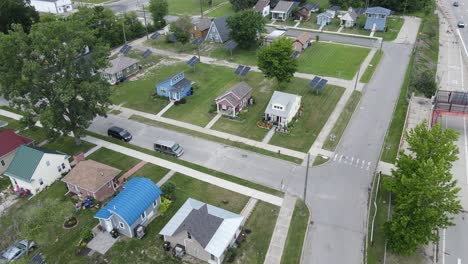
left=316, top=79, right=328, bottom=90
left=29, top=253, right=44, bottom=264
left=122, top=45, right=132, bottom=55
left=142, top=49, right=152, bottom=58
left=235, top=65, right=244, bottom=75
left=150, top=32, right=160, bottom=40
left=240, top=66, right=251, bottom=77
left=119, top=44, right=129, bottom=53
left=309, top=76, right=321, bottom=87
left=224, top=41, right=238, bottom=51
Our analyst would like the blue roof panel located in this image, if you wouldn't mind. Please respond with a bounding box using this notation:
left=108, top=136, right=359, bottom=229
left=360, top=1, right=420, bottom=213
left=95, top=177, right=162, bottom=225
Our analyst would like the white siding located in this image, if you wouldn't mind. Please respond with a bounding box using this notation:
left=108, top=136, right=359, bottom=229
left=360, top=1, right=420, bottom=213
left=30, top=0, right=73, bottom=14
left=29, top=154, right=70, bottom=194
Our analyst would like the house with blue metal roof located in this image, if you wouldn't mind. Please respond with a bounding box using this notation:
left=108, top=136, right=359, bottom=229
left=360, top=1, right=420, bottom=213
left=4, top=145, right=70, bottom=195
left=94, top=177, right=162, bottom=238
left=155, top=72, right=192, bottom=101
left=364, top=6, right=391, bottom=31
left=160, top=198, right=244, bottom=264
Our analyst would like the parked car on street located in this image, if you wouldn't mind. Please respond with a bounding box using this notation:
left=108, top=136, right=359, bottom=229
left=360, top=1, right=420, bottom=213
left=0, top=240, right=36, bottom=263
left=107, top=126, right=132, bottom=142
left=154, top=140, right=184, bottom=157
left=454, top=1, right=459, bottom=6
left=276, top=25, right=288, bottom=31
left=458, top=21, right=465, bottom=28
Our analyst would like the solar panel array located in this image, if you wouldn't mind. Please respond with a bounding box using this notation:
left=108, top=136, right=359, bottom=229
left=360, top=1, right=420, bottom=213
left=240, top=66, right=251, bottom=77
left=235, top=65, right=244, bottom=75
left=309, top=76, right=321, bottom=87
left=120, top=44, right=131, bottom=55
left=316, top=79, right=328, bottom=91
left=224, top=41, right=238, bottom=51
left=186, top=56, right=200, bottom=67
left=150, top=32, right=160, bottom=40
left=192, top=38, right=204, bottom=45
left=29, top=253, right=44, bottom=264
left=141, top=49, right=152, bottom=58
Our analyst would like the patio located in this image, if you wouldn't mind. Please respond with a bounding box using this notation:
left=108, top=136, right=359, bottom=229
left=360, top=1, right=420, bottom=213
left=87, top=225, right=119, bottom=255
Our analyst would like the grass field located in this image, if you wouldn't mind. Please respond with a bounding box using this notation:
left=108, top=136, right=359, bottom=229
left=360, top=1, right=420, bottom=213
left=297, top=42, right=370, bottom=80
left=44, top=137, right=96, bottom=156
left=234, top=201, right=279, bottom=264
left=374, top=17, right=405, bottom=41
left=201, top=43, right=258, bottom=66
left=168, top=0, right=227, bottom=15
left=87, top=148, right=141, bottom=173
left=206, top=2, right=236, bottom=17
left=131, top=163, right=170, bottom=184
left=323, top=91, right=362, bottom=151
left=360, top=50, right=384, bottom=83
left=269, top=85, right=344, bottom=152
left=281, top=199, right=310, bottom=264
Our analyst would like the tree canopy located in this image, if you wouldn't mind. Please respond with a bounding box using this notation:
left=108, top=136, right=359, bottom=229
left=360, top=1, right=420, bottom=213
left=170, top=15, right=193, bottom=49
left=229, top=0, right=258, bottom=12
left=384, top=121, right=461, bottom=255
left=227, top=9, right=265, bottom=48
left=0, top=0, right=39, bottom=34
left=328, top=0, right=433, bottom=13
left=0, top=20, right=111, bottom=144
left=149, top=0, right=168, bottom=29
left=257, top=37, right=297, bottom=84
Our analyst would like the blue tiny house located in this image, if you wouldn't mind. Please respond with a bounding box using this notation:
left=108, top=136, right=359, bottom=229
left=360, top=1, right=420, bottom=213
left=364, top=7, right=391, bottom=31
left=156, top=72, right=193, bottom=101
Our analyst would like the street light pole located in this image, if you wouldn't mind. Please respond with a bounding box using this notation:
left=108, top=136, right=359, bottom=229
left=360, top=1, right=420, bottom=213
left=302, top=153, right=310, bottom=215
left=142, top=4, right=149, bottom=40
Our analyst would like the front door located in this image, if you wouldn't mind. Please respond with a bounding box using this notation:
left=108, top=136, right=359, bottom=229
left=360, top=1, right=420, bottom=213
left=103, top=219, right=113, bottom=232
left=172, top=92, right=178, bottom=100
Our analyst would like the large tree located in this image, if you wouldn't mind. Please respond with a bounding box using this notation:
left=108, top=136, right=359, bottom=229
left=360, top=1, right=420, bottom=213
left=229, top=0, right=258, bottom=11
left=227, top=9, right=265, bottom=48
left=170, top=15, right=193, bottom=50
left=0, top=0, right=39, bottom=34
left=149, top=0, right=168, bottom=29
left=0, top=20, right=111, bottom=144
left=384, top=121, right=461, bottom=255
left=257, top=37, right=297, bottom=84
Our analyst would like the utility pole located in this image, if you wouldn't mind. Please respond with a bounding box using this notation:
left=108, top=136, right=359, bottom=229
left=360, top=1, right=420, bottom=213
left=142, top=4, right=149, bottom=40
left=302, top=153, right=310, bottom=215
left=200, top=0, right=204, bottom=18
left=122, top=19, right=127, bottom=43
left=354, top=66, right=361, bottom=90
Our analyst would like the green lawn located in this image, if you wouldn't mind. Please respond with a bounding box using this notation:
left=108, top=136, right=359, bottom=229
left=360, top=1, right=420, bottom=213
left=323, top=18, right=342, bottom=32
left=312, top=155, right=330, bottom=166
left=19, top=127, right=49, bottom=144
left=201, top=43, right=259, bottom=66
left=367, top=175, right=389, bottom=264
left=168, top=0, right=227, bottom=15
left=360, top=50, right=384, bottom=83
left=340, top=15, right=371, bottom=36
left=104, top=173, right=249, bottom=263
left=87, top=148, right=141, bottom=173
left=281, top=199, right=309, bottom=264
left=86, top=131, right=284, bottom=197
left=44, top=137, right=96, bottom=156
left=269, top=85, right=345, bottom=152
left=297, top=42, right=370, bottom=80
left=206, top=2, right=236, bottom=17
left=0, top=116, right=22, bottom=131
left=323, top=91, right=362, bottom=151
left=374, top=17, right=405, bottom=41
left=0, top=176, right=10, bottom=191
left=0, top=182, right=99, bottom=264
left=130, top=115, right=303, bottom=164
left=234, top=201, right=279, bottom=263
left=131, top=163, right=171, bottom=184
left=300, top=14, right=320, bottom=30
left=146, top=36, right=198, bottom=54
left=163, top=63, right=240, bottom=127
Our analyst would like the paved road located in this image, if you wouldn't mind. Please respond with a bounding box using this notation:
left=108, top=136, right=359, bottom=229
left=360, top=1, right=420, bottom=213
left=441, top=116, right=468, bottom=264
left=265, top=26, right=379, bottom=48
left=104, top=0, right=148, bottom=14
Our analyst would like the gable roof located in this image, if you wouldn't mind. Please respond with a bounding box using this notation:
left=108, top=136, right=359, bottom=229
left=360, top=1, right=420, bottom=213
left=5, top=145, right=67, bottom=183
left=355, top=7, right=366, bottom=15
left=272, top=1, right=295, bottom=12
left=95, top=177, right=161, bottom=226
left=62, top=160, right=121, bottom=193
left=0, top=129, right=33, bottom=157
left=264, top=91, right=301, bottom=117
left=103, top=56, right=139, bottom=75
left=215, top=82, right=252, bottom=106
left=343, top=10, right=357, bottom=21
left=195, top=17, right=211, bottom=31
left=302, top=3, right=319, bottom=10
left=295, top=32, right=311, bottom=45
left=160, top=198, right=243, bottom=258
left=254, top=0, right=270, bottom=11
left=365, top=6, right=391, bottom=15
left=329, top=5, right=341, bottom=11
left=211, top=17, right=231, bottom=43
left=318, top=11, right=334, bottom=18
left=158, top=72, right=192, bottom=92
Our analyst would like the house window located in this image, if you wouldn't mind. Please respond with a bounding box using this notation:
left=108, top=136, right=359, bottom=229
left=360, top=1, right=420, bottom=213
left=141, top=211, right=146, bottom=220
left=187, top=232, right=192, bottom=239
left=39, top=178, right=43, bottom=185
left=211, top=254, right=215, bottom=260
left=58, top=166, right=62, bottom=172
left=153, top=200, right=158, bottom=208
left=1, top=160, right=4, bottom=166
left=62, top=163, right=66, bottom=169
left=119, top=222, right=124, bottom=228
left=46, top=161, right=50, bottom=166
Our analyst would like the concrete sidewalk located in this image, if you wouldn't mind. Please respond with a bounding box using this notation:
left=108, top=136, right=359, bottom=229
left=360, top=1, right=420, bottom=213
left=82, top=135, right=284, bottom=206
left=264, top=194, right=297, bottom=264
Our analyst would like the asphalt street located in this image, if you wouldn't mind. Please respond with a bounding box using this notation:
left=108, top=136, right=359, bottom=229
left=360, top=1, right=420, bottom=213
left=441, top=115, right=468, bottom=264
left=265, top=26, right=379, bottom=48
left=104, top=0, right=148, bottom=14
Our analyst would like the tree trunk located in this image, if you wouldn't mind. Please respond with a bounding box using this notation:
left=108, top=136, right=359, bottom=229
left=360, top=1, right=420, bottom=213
left=73, top=131, right=82, bottom=146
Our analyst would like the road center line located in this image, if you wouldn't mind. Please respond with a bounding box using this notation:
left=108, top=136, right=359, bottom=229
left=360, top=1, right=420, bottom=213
left=443, top=228, right=446, bottom=264
left=460, top=48, right=465, bottom=90
left=457, top=29, right=468, bottom=58
left=464, top=118, right=468, bottom=189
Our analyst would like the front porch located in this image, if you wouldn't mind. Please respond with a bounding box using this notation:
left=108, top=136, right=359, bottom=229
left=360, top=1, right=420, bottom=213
left=217, top=104, right=238, bottom=117
left=87, top=225, right=120, bottom=255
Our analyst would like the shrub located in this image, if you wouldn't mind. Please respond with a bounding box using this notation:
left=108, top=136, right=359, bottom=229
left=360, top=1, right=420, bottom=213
left=209, top=103, right=217, bottom=113
left=80, top=228, right=93, bottom=242
left=161, top=182, right=176, bottom=198
left=159, top=197, right=172, bottom=214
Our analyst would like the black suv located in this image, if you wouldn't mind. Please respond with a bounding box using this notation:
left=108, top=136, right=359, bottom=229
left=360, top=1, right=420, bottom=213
left=107, top=126, right=132, bottom=142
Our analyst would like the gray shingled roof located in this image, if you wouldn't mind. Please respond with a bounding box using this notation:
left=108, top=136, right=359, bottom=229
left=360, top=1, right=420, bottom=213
left=103, top=56, right=139, bottom=75
left=344, top=10, right=358, bottom=21
left=195, top=18, right=211, bottom=31
left=216, top=81, right=252, bottom=106
left=213, top=17, right=231, bottom=43
left=159, top=75, right=192, bottom=92
left=254, top=0, right=270, bottom=11
left=272, top=1, right=295, bottom=12
left=318, top=11, right=334, bottom=18
left=365, top=6, right=391, bottom=15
